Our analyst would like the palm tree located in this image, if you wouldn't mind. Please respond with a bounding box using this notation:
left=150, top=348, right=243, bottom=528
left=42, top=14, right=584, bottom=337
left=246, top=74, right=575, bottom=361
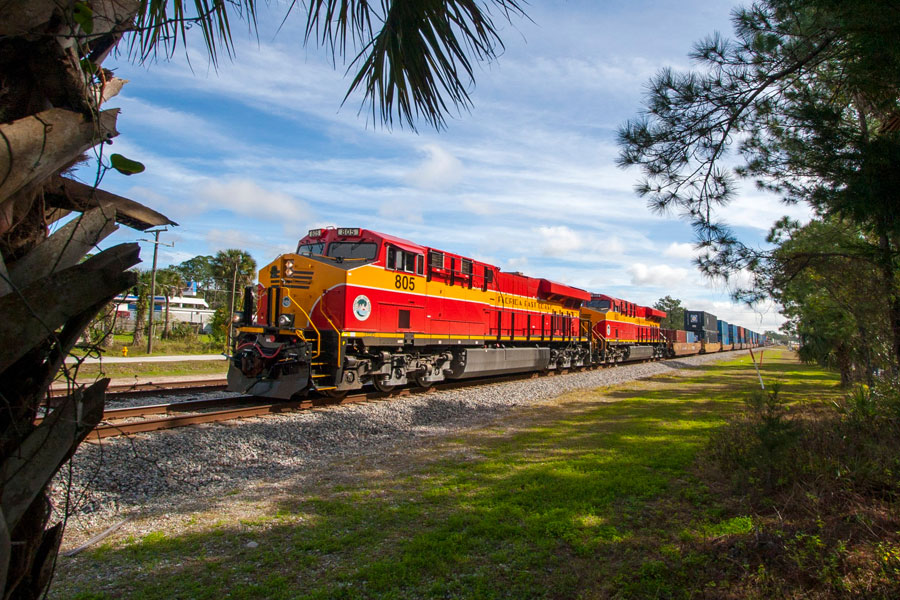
left=212, top=249, right=257, bottom=349
left=0, top=3, right=526, bottom=596
left=131, top=270, right=153, bottom=347
left=156, top=268, right=185, bottom=338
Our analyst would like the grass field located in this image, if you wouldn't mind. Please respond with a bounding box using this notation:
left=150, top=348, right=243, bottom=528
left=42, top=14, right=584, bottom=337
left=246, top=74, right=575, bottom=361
left=72, top=334, right=222, bottom=359
left=53, top=351, right=849, bottom=599
left=67, top=360, right=227, bottom=380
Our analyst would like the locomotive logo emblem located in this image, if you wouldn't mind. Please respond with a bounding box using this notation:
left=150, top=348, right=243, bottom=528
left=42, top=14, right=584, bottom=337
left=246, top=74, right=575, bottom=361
left=353, top=295, right=371, bottom=321
left=606, top=324, right=611, bottom=336
left=282, top=296, right=291, bottom=308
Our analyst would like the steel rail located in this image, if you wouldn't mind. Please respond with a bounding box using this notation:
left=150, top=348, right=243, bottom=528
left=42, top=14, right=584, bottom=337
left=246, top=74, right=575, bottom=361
left=100, top=395, right=256, bottom=419
left=90, top=400, right=315, bottom=440
left=49, top=378, right=228, bottom=399
left=82, top=350, right=746, bottom=440
left=86, top=367, right=588, bottom=439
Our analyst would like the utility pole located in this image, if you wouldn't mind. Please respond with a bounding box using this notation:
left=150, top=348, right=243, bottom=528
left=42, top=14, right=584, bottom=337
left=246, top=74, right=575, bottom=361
left=141, top=228, right=171, bottom=354
left=225, top=255, right=240, bottom=354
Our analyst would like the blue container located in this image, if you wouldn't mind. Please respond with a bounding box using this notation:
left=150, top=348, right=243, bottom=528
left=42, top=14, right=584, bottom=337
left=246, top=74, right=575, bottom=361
left=717, top=320, right=731, bottom=345
left=685, top=331, right=698, bottom=343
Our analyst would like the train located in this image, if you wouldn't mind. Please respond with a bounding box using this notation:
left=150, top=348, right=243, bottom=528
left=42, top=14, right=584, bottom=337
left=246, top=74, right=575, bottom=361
left=227, top=228, right=766, bottom=399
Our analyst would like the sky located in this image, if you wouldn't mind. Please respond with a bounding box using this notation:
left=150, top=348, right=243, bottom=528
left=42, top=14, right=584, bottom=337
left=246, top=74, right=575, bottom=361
left=75, top=0, right=813, bottom=334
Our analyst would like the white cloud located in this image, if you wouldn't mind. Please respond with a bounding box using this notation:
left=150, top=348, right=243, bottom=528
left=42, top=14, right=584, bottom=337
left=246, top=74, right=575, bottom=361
left=603, top=237, right=626, bottom=255
left=198, top=179, right=311, bottom=224
left=378, top=198, right=424, bottom=224
left=114, top=96, right=235, bottom=149
left=407, top=144, right=463, bottom=190
left=205, top=228, right=260, bottom=251
left=721, top=189, right=814, bottom=232
left=506, top=256, right=529, bottom=271
left=536, top=225, right=584, bottom=257
left=663, top=242, right=698, bottom=260
left=628, top=263, right=690, bottom=287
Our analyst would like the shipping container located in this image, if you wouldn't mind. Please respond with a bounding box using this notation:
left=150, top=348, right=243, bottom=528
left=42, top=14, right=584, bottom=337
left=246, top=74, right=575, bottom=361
left=684, top=310, right=718, bottom=334
left=717, top=320, right=731, bottom=346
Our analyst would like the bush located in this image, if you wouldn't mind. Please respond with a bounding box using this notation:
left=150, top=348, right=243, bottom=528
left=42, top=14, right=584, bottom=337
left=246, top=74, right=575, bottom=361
left=707, top=383, right=798, bottom=492
left=165, top=321, right=198, bottom=341
left=208, top=306, right=229, bottom=344
left=710, top=377, right=900, bottom=499
left=702, top=377, right=900, bottom=597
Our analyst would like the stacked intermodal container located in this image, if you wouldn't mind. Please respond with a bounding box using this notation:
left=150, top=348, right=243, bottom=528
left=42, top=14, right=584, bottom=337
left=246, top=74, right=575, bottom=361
left=685, top=310, right=719, bottom=345
left=661, top=328, right=702, bottom=357
left=717, top=320, right=732, bottom=349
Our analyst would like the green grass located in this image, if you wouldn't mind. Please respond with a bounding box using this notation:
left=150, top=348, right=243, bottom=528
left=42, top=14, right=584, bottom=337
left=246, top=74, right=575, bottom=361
left=53, top=350, right=842, bottom=599
left=65, top=360, right=228, bottom=380
left=72, top=334, right=221, bottom=358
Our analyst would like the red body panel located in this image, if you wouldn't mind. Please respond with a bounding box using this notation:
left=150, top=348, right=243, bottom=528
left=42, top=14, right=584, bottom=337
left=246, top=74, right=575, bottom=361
left=289, top=229, right=586, bottom=341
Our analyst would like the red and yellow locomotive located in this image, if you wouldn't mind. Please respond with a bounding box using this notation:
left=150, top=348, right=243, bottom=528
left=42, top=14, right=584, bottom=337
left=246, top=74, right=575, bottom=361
left=582, top=294, right=667, bottom=362
left=228, top=227, right=595, bottom=398
left=227, top=227, right=767, bottom=399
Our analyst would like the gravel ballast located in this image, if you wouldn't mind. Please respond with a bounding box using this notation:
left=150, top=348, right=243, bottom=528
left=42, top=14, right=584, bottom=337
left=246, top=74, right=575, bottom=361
left=50, top=352, right=742, bottom=536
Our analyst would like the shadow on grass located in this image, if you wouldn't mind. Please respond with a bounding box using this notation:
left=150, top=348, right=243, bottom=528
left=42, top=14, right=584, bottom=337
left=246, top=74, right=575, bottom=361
left=53, top=353, right=840, bottom=600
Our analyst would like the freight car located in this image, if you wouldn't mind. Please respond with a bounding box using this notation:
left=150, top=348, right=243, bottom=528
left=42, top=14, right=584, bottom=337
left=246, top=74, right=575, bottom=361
left=227, top=227, right=763, bottom=400
left=661, top=328, right=702, bottom=357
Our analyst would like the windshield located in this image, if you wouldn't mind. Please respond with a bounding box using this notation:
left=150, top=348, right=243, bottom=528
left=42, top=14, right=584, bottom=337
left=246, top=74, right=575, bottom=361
left=326, top=241, right=379, bottom=261
left=586, top=299, right=611, bottom=311
left=297, top=242, right=325, bottom=256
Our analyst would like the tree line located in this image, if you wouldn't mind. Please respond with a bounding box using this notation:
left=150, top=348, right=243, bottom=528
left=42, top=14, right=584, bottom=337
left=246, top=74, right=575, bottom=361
left=620, top=0, right=900, bottom=385
left=120, top=249, right=257, bottom=345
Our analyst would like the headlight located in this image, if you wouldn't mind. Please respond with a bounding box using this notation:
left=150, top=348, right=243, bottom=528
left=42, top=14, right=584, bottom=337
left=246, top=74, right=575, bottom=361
left=284, top=259, right=294, bottom=277
left=278, top=313, right=295, bottom=328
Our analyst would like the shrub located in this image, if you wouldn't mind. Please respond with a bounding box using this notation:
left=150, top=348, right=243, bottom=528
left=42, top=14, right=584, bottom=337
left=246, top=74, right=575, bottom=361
left=707, top=383, right=798, bottom=492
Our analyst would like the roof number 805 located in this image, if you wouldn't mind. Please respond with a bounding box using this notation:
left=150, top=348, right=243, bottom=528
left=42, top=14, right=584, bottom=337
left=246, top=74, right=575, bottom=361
left=395, top=275, right=415, bottom=291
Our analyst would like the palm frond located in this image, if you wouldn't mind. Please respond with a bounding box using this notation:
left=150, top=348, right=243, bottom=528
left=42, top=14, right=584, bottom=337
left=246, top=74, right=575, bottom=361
left=130, top=0, right=259, bottom=66
left=309, top=0, right=527, bottom=130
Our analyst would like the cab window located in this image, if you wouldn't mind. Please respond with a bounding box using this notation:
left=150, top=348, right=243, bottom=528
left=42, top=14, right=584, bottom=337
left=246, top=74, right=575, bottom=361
left=297, top=242, right=325, bottom=256
left=586, top=299, right=610, bottom=311
left=326, top=241, right=379, bottom=261
left=404, top=252, right=416, bottom=273
left=387, top=246, right=423, bottom=275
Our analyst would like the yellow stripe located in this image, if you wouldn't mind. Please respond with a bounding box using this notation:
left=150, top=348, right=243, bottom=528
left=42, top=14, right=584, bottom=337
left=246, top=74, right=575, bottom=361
left=347, top=264, right=580, bottom=318
left=341, top=331, right=584, bottom=342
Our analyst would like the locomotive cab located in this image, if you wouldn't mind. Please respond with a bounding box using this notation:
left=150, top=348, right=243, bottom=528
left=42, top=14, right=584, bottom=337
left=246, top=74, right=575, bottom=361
left=581, top=294, right=667, bottom=363
left=229, top=227, right=388, bottom=398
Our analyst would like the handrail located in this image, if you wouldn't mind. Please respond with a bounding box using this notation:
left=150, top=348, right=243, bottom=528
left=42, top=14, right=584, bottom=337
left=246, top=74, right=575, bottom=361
left=287, top=294, right=322, bottom=360
left=317, top=302, right=342, bottom=367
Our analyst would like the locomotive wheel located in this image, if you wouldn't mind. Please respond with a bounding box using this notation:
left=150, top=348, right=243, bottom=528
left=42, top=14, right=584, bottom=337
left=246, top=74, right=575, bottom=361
left=413, top=373, right=435, bottom=391
left=372, top=377, right=397, bottom=393
left=322, top=389, right=349, bottom=399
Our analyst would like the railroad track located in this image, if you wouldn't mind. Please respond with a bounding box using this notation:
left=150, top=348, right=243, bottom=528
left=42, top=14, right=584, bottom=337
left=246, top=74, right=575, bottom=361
left=64, top=368, right=578, bottom=440
left=49, top=378, right=228, bottom=399
left=54, top=352, right=742, bottom=440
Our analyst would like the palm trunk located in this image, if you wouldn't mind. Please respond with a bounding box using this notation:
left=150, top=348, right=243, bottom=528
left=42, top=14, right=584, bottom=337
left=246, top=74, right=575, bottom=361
left=133, top=296, right=146, bottom=346
left=163, top=293, right=171, bottom=339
